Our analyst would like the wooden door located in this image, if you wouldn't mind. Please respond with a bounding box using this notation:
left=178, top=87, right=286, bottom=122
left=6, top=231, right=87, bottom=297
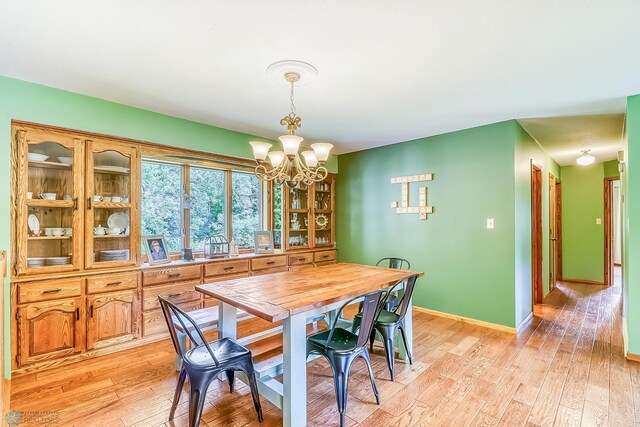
left=85, top=139, right=140, bottom=269
left=17, top=297, right=83, bottom=366
left=13, top=125, right=84, bottom=276
left=311, top=174, right=335, bottom=248
left=532, top=165, right=543, bottom=304
left=549, top=174, right=559, bottom=291
left=87, top=289, right=138, bottom=350
left=283, top=182, right=312, bottom=250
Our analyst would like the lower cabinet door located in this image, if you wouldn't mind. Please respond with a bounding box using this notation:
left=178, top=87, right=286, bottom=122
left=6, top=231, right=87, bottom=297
left=87, top=290, right=138, bottom=350
left=18, top=297, right=84, bottom=366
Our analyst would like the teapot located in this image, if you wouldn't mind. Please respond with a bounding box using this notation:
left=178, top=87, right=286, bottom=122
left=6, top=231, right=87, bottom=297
left=93, top=225, right=106, bottom=236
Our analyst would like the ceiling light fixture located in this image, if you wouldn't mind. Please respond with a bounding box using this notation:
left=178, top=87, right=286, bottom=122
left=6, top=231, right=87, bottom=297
left=249, top=62, right=332, bottom=188
left=576, top=149, right=595, bottom=166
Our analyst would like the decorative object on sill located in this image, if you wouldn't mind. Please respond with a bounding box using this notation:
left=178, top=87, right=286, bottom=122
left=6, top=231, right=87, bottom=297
left=180, top=248, right=195, bottom=262
left=204, top=235, right=229, bottom=259
left=249, top=61, right=333, bottom=188
left=315, top=214, right=329, bottom=229
left=144, top=234, right=171, bottom=265
left=390, top=174, right=435, bottom=220
left=576, top=149, right=595, bottom=166
left=229, top=240, right=240, bottom=257
left=254, top=231, right=275, bottom=254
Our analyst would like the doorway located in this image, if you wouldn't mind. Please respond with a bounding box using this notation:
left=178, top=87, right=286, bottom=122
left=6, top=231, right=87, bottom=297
left=532, top=165, right=543, bottom=304
left=549, top=174, right=561, bottom=291
left=604, top=178, right=621, bottom=286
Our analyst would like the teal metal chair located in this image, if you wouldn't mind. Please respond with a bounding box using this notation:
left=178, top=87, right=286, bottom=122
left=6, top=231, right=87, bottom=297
left=306, top=290, right=384, bottom=427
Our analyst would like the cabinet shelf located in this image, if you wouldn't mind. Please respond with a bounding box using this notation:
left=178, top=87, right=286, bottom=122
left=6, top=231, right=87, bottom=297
left=289, top=229, right=308, bottom=232
left=289, top=208, right=308, bottom=213
left=28, top=160, right=72, bottom=171
left=92, top=202, right=131, bottom=209
left=94, top=234, right=130, bottom=239
left=28, top=236, right=72, bottom=240
left=26, top=199, right=74, bottom=208
left=94, top=166, right=130, bottom=175
left=314, top=209, right=333, bottom=214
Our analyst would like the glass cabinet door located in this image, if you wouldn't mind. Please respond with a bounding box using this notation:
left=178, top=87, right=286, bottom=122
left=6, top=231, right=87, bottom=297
left=285, top=183, right=311, bottom=250
left=312, top=175, right=334, bottom=248
left=85, top=139, right=140, bottom=268
left=15, top=127, right=83, bottom=275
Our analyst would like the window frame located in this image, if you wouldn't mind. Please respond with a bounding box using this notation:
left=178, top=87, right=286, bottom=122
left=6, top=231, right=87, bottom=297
left=140, top=158, right=267, bottom=255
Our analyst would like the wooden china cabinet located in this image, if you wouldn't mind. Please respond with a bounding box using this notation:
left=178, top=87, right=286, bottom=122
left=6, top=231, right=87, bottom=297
left=282, top=174, right=335, bottom=251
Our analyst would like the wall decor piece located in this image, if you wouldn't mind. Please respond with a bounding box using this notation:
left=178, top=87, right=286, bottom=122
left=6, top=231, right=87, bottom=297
left=143, top=235, right=171, bottom=265
left=390, top=173, right=434, bottom=220
left=254, top=230, right=275, bottom=254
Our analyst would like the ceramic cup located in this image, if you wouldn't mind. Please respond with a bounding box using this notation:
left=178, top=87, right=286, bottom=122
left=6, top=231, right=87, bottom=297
left=93, top=226, right=106, bottom=236
left=102, top=196, right=112, bottom=202
left=65, top=228, right=72, bottom=236
left=44, top=228, right=54, bottom=236
left=39, top=193, right=56, bottom=200
left=121, top=197, right=129, bottom=202
left=93, top=195, right=103, bottom=202
left=52, top=228, right=64, bottom=236
left=63, top=195, right=72, bottom=200
left=26, top=192, right=33, bottom=199
left=111, top=196, right=122, bottom=202
left=106, top=227, right=122, bottom=235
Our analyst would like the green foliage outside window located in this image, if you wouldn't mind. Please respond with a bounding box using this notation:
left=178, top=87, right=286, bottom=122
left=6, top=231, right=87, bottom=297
left=232, top=172, right=261, bottom=247
left=141, top=162, right=183, bottom=252
left=190, top=167, right=225, bottom=251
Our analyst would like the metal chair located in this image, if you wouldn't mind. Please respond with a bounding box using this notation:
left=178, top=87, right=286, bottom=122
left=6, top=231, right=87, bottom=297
left=158, top=296, right=263, bottom=427
left=306, top=290, right=385, bottom=427
left=352, top=274, right=419, bottom=381
left=376, top=257, right=411, bottom=270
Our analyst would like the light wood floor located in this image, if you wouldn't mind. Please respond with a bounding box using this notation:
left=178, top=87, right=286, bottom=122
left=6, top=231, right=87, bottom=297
left=11, top=273, right=640, bottom=426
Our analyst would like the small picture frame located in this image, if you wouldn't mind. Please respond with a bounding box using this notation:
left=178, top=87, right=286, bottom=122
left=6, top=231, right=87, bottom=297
left=254, top=231, right=274, bottom=254
left=144, top=235, right=171, bottom=265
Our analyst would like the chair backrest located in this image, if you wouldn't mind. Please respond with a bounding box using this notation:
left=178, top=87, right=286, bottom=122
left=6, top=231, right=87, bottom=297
left=325, top=290, right=384, bottom=349
left=376, top=257, right=411, bottom=270
left=383, top=274, right=419, bottom=321
left=158, top=296, right=219, bottom=366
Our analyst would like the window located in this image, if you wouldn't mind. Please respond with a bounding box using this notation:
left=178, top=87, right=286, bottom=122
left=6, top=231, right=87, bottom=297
left=272, top=184, right=283, bottom=249
left=190, top=167, right=225, bottom=251
left=141, top=161, right=183, bottom=252
left=232, top=172, right=262, bottom=247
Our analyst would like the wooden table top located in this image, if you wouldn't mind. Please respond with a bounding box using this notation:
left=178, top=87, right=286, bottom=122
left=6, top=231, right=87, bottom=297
left=196, top=263, right=424, bottom=322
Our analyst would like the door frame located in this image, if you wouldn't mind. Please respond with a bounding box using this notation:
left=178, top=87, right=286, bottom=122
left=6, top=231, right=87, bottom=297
left=549, top=173, right=561, bottom=291
left=532, top=164, right=543, bottom=305
left=604, top=177, right=620, bottom=286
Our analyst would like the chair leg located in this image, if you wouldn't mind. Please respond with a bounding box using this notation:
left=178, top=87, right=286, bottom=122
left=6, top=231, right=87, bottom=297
left=169, top=368, right=187, bottom=420
left=377, top=325, right=397, bottom=381
left=186, top=370, right=215, bottom=427
left=225, top=370, right=235, bottom=393
left=329, top=354, right=356, bottom=427
left=398, top=324, right=413, bottom=365
left=241, top=361, right=264, bottom=422
left=361, top=349, right=380, bottom=405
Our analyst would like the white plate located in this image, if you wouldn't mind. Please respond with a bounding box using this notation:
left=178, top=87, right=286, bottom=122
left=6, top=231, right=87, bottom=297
left=99, top=165, right=130, bottom=173
left=58, top=157, right=73, bottom=165
left=28, top=214, right=40, bottom=234
left=28, top=153, right=49, bottom=162
left=108, top=212, right=129, bottom=229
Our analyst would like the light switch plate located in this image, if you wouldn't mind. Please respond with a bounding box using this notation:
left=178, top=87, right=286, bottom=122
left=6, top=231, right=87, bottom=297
left=596, top=218, right=602, bottom=225
left=487, top=218, right=495, bottom=229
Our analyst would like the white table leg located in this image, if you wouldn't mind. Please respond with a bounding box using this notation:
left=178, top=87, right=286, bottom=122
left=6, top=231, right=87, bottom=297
left=283, top=312, right=307, bottom=427
left=218, top=301, right=237, bottom=340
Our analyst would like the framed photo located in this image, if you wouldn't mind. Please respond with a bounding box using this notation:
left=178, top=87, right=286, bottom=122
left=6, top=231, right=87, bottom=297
left=143, top=235, right=171, bottom=265
left=254, top=231, right=274, bottom=254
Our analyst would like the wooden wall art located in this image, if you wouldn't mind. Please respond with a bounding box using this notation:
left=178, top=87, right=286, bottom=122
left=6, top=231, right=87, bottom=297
left=390, top=174, right=434, bottom=220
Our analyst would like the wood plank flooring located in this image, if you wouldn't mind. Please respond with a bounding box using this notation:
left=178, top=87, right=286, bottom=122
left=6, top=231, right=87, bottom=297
left=10, top=271, right=640, bottom=426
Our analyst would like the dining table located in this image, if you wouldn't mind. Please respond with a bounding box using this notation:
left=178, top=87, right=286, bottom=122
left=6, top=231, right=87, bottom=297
left=196, top=262, right=424, bottom=427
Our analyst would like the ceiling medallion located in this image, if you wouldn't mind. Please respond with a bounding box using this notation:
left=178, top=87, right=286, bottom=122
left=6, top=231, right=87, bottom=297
left=249, top=61, right=332, bottom=188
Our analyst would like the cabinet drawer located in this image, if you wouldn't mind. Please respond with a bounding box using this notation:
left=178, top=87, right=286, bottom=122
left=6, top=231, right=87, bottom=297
left=204, top=260, right=249, bottom=277
left=143, top=301, right=201, bottom=336
left=251, top=255, right=287, bottom=271
left=251, top=266, right=289, bottom=276
left=142, top=264, right=201, bottom=286
left=18, top=278, right=83, bottom=304
left=143, top=280, right=201, bottom=311
left=288, top=253, right=314, bottom=266
left=314, top=250, right=337, bottom=263
left=87, top=271, right=138, bottom=294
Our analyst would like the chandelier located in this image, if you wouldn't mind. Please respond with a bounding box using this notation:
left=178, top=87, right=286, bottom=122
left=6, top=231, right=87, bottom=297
left=249, top=69, right=333, bottom=188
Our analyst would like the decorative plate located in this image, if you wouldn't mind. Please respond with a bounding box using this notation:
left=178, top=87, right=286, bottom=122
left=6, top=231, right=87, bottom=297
left=315, top=214, right=329, bottom=229
left=28, top=214, right=40, bottom=235
left=108, top=212, right=129, bottom=229
left=98, top=165, right=130, bottom=173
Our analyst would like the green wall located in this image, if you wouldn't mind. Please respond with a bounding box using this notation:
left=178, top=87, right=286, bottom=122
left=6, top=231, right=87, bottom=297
left=604, top=159, right=621, bottom=178
left=336, top=120, right=557, bottom=329
left=0, top=75, right=339, bottom=377
left=624, top=94, right=640, bottom=355
left=560, top=163, right=606, bottom=283
left=514, top=127, right=561, bottom=324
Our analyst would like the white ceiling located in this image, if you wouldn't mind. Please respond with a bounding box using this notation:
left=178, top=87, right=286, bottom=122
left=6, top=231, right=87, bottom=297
left=519, top=114, right=625, bottom=166
left=1, top=1, right=640, bottom=154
